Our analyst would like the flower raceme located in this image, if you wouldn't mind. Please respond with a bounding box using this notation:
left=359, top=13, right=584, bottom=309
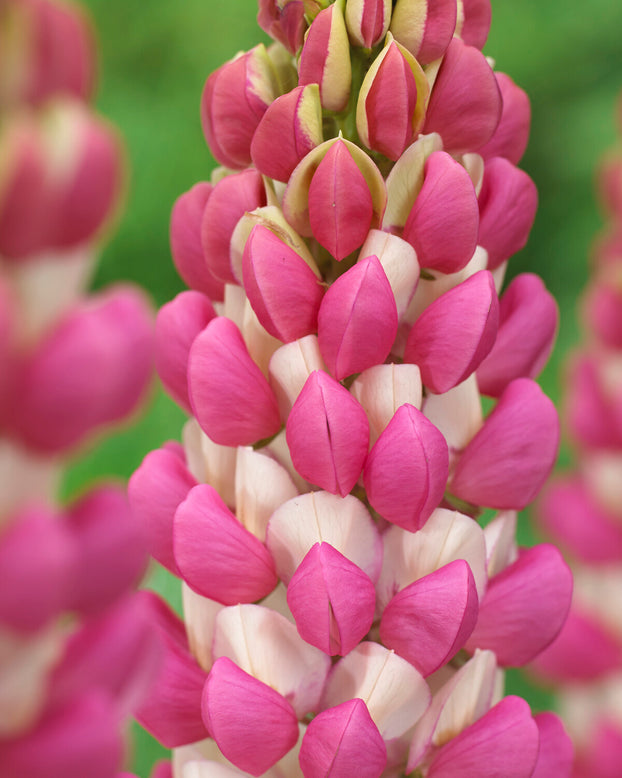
left=0, top=2, right=157, bottom=777
left=133, top=0, right=571, bottom=775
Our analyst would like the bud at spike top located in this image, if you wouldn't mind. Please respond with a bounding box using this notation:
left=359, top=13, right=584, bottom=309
left=134, top=0, right=573, bottom=774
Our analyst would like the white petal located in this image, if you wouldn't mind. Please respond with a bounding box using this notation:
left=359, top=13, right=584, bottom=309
left=182, top=583, right=224, bottom=672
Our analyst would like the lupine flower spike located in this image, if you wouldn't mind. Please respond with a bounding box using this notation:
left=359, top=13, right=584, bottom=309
left=134, top=1, right=573, bottom=775
left=0, top=2, right=158, bottom=776
left=533, top=93, right=622, bottom=778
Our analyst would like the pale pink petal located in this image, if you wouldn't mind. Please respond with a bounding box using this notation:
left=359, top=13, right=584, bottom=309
left=358, top=230, right=420, bottom=318
left=380, top=560, right=479, bottom=677
left=202, top=657, right=299, bottom=776
left=403, top=151, right=479, bottom=274
left=450, top=378, right=559, bottom=510
left=129, top=445, right=197, bottom=574
left=483, top=511, right=518, bottom=578
left=466, top=544, right=573, bottom=666
left=213, top=604, right=331, bottom=717
left=422, top=374, right=483, bottom=456
left=266, top=491, right=383, bottom=585
left=299, top=698, right=387, bottom=777
left=405, top=270, right=499, bottom=394
left=322, top=641, right=431, bottom=739
left=363, top=403, right=448, bottom=531
left=318, top=255, right=398, bottom=379
left=477, top=157, right=538, bottom=269
left=156, top=291, right=216, bottom=412
left=268, top=335, right=326, bottom=421
left=531, top=712, right=573, bottom=778
left=287, top=543, right=376, bottom=656
left=174, top=484, right=277, bottom=605
left=182, top=584, right=224, bottom=672
left=187, top=317, right=281, bottom=446
left=426, top=696, right=539, bottom=778
left=423, top=38, right=502, bottom=153
left=242, top=224, right=324, bottom=342
left=285, top=370, right=369, bottom=496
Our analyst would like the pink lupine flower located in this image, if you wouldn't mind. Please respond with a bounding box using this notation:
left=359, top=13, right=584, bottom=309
left=134, top=0, right=572, bottom=774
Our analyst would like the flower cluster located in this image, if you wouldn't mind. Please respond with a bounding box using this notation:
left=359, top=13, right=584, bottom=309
left=533, top=96, right=622, bottom=777
left=132, top=1, right=574, bottom=775
left=0, top=1, right=158, bottom=776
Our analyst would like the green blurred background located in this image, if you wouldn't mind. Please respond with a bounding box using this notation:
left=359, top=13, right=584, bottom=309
left=63, top=0, right=622, bottom=773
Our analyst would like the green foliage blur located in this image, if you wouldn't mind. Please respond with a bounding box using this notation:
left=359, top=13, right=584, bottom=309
left=64, top=0, right=622, bottom=774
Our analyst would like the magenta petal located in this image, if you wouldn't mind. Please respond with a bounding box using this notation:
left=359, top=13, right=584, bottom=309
left=477, top=73, right=531, bottom=165
left=187, top=317, right=281, bottom=446
left=426, top=696, right=539, bottom=778
left=460, top=0, right=492, bottom=49
left=299, top=698, right=387, bottom=778
left=0, top=692, right=123, bottom=778
left=65, top=486, right=147, bottom=615
left=478, top=157, right=538, bottom=269
left=202, top=657, right=299, bottom=776
left=318, top=255, right=398, bottom=380
left=380, top=559, right=478, bottom=677
left=174, top=484, right=277, bottom=605
left=243, top=224, right=324, bottom=342
left=423, top=38, right=501, bottom=153
left=287, top=542, right=376, bottom=656
left=134, top=592, right=209, bottom=747
left=403, top=151, right=479, bottom=274
left=200, top=169, right=267, bottom=284
left=286, top=370, right=369, bottom=496
left=450, top=378, right=559, bottom=509
left=170, top=183, right=225, bottom=301
left=466, top=544, right=573, bottom=666
left=405, top=270, right=499, bottom=394
left=149, top=763, right=173, bottom=778
left=583, top=277, right=622, bottom=349
left=0, top=505, right=74, bottom=632
left=155, top=290, right=216, bottom=412
left=565, top=354, right=620, bottom=449
left=531, top=713, right=573, bottom=778
left=128, top=446, right=198, bottom=574
left=308, top=139, right=374, bottom=261
left=477, top=273, right=558, bottom=398
left=363, top=403, right=448, bottom=531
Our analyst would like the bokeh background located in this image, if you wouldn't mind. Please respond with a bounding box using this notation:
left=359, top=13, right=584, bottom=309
left=64, top=0, right=622, bottom=773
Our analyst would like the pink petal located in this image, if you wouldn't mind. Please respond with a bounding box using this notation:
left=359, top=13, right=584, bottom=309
left=134, top=592, right=209, bottom=747
left=363, top=403, right=448, bottom=531
left=202, top=657, right=299, bottom=776
left=287, top=542, right=376, bottom=656
left=150, top=763, right=173, bottom=778
left=476, top=273, right=557, bottom=397
left=200, top=169, right=267, bottom=284
left=299, top=698, right=387, bottom=778
left=405, top=270, right=499, bottom=394
left=465, top=544, right=573, bottom=666
left=583, top=276, right=622, bottom=349
left=298, top=3, right=351, bottom=112
left=170, top=183, right=225, bottom=301
left=308, top=139, right=374, bottom=260
left=269, top=335, right=326, bottom=421
left=200, top=45, right=277, bottom=170
left=450, top=378, right=559, bottom=509
left=242, top=224, right=324, bottom=342
left=565, top=354, right=621, bottom=449
left=266, top=491, right=383, bottom=586
left=187, top=316, right=281, bottom=446
left=531, top=713, right=573, bottom=778
left=65, top=486, right=147, bottom=615
left=0, top=505, right=74, bottom=632
left=322, top=641, right=430, bottom=740
left=285, top=370, right=369, bottom=495
left=426, top=696, right=539, bottom=778
left=538, top=476, right=622, bottom=563
left=258, top=0, right=307, bottom=53
left=251, top=85, right=323, bottom=182
left=318, top=255, right=398, bottom=379
left=389, top=0, right=457, bottom=64
left=477, top=157, right=538, bottom=269
left=0, top=692, right=123, bottom=778
left=403, top=151, right=479, bottom=274
left=423, top=38, right=502, bottom=153
left=459, top=0, right=492, bottom=49
left=380, top=559, right=479, bottom=677
left=477, top=73, right=531, bottom=164
left=358, top=230, right=420, bottom=318
left=174, top=484, right=277, bottom=605
left=128, top=445, right=198, bottom=574
left=345, top=0, right=391, bottom=48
